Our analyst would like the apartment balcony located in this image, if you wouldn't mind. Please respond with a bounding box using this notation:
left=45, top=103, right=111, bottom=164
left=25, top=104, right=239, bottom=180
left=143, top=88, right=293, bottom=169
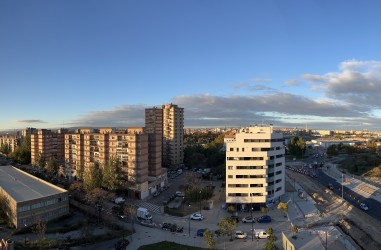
left=267, top=167, right=275, bottom=174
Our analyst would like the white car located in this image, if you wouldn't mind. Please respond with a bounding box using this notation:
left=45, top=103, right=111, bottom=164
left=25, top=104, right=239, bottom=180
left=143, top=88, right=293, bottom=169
left=190, top=213, right=204, bottom=220
left=235, top=230, right=247, bottom=239
left=242, top=216, right=255, bottom=223
left=360, top=203, right=369, bottom=211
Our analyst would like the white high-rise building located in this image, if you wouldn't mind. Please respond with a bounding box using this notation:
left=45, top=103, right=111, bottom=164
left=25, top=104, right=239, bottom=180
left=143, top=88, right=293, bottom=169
left=225, top=125, right=285, bottom=210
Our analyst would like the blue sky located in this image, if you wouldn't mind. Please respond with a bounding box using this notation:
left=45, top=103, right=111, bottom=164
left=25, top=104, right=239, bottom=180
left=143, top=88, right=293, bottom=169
left=2, top=0, right=381, bottom=131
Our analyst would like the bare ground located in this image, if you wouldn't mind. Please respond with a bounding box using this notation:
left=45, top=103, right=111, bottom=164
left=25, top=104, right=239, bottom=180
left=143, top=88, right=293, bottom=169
left=288, top=170, right=381, bottom=250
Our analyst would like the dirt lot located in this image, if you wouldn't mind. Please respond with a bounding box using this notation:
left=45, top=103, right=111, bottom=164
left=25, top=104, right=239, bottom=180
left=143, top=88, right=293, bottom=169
left=288, top=170, right=381, bottom=250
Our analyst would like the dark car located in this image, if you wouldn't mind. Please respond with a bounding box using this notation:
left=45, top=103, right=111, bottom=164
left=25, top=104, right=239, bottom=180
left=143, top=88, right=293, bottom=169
left=257, top=215, right=272, bottom=223
left=230, top=215, right=239, bottom=223
left=197, top=228, right=206, bottom=237
left=161, top=223, right=172, bottom=231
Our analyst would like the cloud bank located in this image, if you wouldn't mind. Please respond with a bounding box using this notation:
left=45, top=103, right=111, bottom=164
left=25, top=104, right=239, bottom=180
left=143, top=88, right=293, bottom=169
left=70, top=60, right=381, bottom=131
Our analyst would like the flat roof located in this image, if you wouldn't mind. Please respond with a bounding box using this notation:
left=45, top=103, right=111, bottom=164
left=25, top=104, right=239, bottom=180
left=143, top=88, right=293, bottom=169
left=0, top=165, right=67, bottom=203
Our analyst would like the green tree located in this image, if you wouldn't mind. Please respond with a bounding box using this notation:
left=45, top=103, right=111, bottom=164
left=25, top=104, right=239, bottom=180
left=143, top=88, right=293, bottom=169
left=102, top=158, right=124, bottom=190
left=218, top=217, right=237, bottom=241
left=46, top=158, right=58, bottom=175
left=287, top=136, right=306, bottom=157
left=227, top=205, right=236, bottom=214
left=204, top=229, right=216, bottom=249
left=277, top=202, right=288, bottom=218
left=34, top=152, right=46, bottom=169
left=0, top=143, right=9, bottom=155
left=76, top=162, right=85, bottom=181
left=263, top=235, right=278, bottom=250
left=327, top=144, right=338, bottom=157
left=83, top=164, right=103, bottom=191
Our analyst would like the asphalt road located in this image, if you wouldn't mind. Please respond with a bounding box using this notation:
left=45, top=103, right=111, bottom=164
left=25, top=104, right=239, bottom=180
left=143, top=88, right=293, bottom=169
left=316, top=169, right=381, bottom=222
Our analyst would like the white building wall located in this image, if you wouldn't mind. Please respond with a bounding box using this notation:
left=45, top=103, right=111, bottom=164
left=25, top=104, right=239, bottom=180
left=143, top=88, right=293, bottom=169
left=225, top=125, right=285, bottom=205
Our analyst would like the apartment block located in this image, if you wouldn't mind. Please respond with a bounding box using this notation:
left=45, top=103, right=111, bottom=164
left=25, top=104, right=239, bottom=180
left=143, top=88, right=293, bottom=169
left=22, top=127, right=38, bottom=137
left=145, top=107, right=163, bottom=177
left=64, top=127, right=151, bottom=199
left=30, top=129, right=66, bottom=165
left=0, top=165, right=69, bottom=229
left=225, top=125, right=285, bottom=210
left=162, top=103, right=184, bottom=168
left=0, top=135, right=20, bottom=152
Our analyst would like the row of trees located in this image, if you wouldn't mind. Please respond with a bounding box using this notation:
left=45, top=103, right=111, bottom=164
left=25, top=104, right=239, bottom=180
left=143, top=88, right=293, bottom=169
left=184, top=134, right=225, bottom=175
left=0, top=135, right=32, bottom=164
left=81, top=160, right=127, bottom=192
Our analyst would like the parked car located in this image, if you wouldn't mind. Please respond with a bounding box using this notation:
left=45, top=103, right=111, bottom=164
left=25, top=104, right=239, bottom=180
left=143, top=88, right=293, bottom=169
left=257, top=215, right=272, bottom=223
left=235, top=230, right=247, bottom=239
left=197, top=228, right=206, bottom=237
left=230, top=215, right=239, bottom=223
left=254, top=229, right=270, bottom=239
left=175, top=191, right=184, bottom=197
left=360, top=203, right=369, bottom=211
left=161, top=223, right=172, bottom=231
left=190, top=213, right=204, bottom=220
left=242, top=216, right=255, bottom=223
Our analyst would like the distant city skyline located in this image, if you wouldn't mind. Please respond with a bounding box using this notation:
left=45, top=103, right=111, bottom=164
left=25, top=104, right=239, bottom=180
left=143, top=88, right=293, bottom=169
left=2, top=1, right=381, bottom=131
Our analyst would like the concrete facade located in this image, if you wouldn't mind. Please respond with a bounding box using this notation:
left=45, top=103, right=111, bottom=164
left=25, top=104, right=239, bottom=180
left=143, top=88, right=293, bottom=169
left=64, top=127, right=150, bottom=199
left=162, top=103, right=184, bottom=168
left=225, top=125, right=285, bottom=208
left=0, top=135, right=20, bottom=153
left=0, top=166, right=69, bottom=229
left=30, top=129, right=66, bottom=165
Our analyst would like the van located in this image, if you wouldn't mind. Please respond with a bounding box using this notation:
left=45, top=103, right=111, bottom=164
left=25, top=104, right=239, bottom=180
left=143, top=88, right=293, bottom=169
left=254, top=229, right=270, bottom=239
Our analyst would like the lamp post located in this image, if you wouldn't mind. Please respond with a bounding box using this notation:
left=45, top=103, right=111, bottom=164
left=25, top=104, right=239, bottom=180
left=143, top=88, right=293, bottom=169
left=24, top=224, right=27, bottom=246
left=188, top=204, right=191, bottom=237
left=341, top=173, right=344, bottom=201
left=199, top=190, right=202, bottom=214
left=251, top=193, right=254, bottom=241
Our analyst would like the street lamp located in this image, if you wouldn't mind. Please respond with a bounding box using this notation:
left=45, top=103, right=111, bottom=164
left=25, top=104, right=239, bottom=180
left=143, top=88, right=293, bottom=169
left=188, top=204, right=191, bottom=237
left=199, top=190, right=202, bottom=214
left=251, top=193, right=254, bottom=241
left=24, top=224, right=27, bottom=246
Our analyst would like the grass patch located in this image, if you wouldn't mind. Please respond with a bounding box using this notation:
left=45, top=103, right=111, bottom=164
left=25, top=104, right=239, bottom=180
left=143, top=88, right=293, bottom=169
left=338, top=153, right=381, bottom=176
left=138, top=241, right=205, bottom=250
left=164, top=207, right=186, bottom=217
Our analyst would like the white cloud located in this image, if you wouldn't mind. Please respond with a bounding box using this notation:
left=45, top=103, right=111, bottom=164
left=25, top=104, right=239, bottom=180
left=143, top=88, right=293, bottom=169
left=283, top=78, right=301, bottom=86
left=251, top=78, right=272, bottom=83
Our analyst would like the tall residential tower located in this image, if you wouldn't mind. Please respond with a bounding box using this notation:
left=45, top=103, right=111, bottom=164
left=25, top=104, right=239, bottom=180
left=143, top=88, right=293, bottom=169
left=162, top=103, right=184, bottom=168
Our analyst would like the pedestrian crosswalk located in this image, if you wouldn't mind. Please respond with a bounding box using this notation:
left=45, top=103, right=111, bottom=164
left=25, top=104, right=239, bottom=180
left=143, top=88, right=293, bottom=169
left=135, top=201, right=163, bottom=214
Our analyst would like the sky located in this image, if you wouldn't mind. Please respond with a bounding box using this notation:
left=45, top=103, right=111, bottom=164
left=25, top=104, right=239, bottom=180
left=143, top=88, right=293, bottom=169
left=2, top=0, right=381, bottom=131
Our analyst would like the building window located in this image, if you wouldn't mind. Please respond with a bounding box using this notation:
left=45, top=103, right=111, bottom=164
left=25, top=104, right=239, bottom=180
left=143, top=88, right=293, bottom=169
left=228, top=175, right=233, bottom=178
left=228, top=166, right=233, bottom=170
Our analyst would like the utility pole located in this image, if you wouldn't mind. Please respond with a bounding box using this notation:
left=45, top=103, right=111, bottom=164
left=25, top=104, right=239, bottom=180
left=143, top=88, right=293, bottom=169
left=251, top=193, right=254, bottom=241
left=341, top=173, right=344, bottom=201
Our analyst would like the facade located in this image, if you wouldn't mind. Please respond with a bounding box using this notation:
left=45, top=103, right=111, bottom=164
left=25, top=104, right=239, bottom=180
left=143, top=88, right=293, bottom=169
left=162, top=103, right=184, bottom=168
left=64, top=127, right=152, bottom=199
left=0, top=135, right=20, bottom=152
left=145, top=107, right=163, bottom=177
left=22, top=127, right=37, bottom=137
left=225, top=125, right=285, bottom=210
left=0, top=165, right=69, bottom=229
left=30, top=129, right=66, bottom=165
